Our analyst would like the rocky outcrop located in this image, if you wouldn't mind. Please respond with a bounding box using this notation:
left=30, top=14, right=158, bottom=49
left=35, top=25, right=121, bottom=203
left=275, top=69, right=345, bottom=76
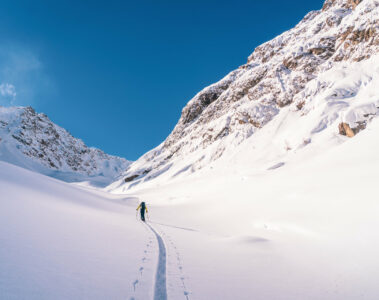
left=338, top=122, right=356, bottom=137
left=339, top=121, right=368, bottom=137
left=323, top=0, right=363, bottom=11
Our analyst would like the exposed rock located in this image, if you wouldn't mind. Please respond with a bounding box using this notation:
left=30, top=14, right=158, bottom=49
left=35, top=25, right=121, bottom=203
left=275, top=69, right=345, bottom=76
left=124, top=174, right=139, bottom=182
left=348, top=0, right=363, bottom=9
left=296, top=101, right=306, bottom=110
left=338, top=122, right=355, bottom=137
left=338, top=121, right=366, bottom=137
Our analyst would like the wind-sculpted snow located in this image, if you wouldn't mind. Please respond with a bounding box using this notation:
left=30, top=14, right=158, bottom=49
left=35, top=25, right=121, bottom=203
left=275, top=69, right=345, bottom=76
left=109, top=0, right=379, bottom=192
left=0, top=106, right=131, bottom=185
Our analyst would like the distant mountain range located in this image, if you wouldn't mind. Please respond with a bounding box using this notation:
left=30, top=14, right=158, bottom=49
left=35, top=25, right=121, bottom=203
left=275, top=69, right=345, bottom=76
left=1, top=0, right=378, bottom=191
left=0, top=106, right=131, bottom=186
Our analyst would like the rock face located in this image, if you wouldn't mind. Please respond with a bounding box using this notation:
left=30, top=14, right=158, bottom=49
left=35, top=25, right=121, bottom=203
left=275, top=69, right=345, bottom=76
left=0, top=106, right=130, bottom=183
left=110, top=0, right=379, bottom=191
left=338, top=121, right=367, bottom=137
left=338, top=122, right=356, bottom=137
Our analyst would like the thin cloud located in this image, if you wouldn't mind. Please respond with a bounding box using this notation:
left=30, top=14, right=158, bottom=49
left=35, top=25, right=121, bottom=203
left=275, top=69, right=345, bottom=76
left=0, top=44, right=53, bottom=107
left=0, top=83, right=16, bottom=104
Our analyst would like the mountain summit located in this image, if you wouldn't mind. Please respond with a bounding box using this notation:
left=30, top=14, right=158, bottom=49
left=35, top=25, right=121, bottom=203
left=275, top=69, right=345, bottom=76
left=109, top=0, right=379, bottom=192
left=0, top=106, right=130, bottom=186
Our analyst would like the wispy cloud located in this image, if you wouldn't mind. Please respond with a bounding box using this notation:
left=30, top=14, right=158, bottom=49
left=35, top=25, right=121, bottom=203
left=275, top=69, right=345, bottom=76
left=0, top=83, right=16, bottom=103
left=0, top=44, right=52, bottom=106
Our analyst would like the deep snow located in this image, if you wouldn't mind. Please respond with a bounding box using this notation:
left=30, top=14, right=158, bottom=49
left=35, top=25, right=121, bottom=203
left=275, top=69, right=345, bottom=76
left=0, top=161, right=155, bottom=300
left=122, top=115, right=379, bottom=299
left=1, top=115, right=379, bottom=299
left=1, top=1, right=379, bottom=298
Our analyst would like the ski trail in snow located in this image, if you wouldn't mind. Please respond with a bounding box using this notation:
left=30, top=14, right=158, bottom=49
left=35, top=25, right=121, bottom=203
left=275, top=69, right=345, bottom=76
left=129, top=222, right=154, bottom=300
left=146, top=223, right=168, bottom=300
left=150, top=221, right=197, bottom=232
left=153, top=224, right=191, bottom=300
left=164, top=231, right=191, bottom=300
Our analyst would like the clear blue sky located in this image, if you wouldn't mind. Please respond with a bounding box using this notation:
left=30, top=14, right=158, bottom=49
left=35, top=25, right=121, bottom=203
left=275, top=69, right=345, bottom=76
left=0, top=0, right=323, bottom=160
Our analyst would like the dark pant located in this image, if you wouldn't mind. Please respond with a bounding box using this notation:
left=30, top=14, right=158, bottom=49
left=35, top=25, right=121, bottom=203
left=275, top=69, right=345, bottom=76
left=140, top=210, right=145, bottom=222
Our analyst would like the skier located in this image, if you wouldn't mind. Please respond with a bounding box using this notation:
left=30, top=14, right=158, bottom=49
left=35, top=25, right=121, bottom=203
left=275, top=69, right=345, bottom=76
left=136, top=201, right=148, bottom=222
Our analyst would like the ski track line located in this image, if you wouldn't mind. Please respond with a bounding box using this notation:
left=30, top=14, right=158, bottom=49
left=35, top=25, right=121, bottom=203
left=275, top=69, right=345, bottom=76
left=150, top=221, right=198, bottom=232
left=161, top=229, right=191, bottom=300
left=146, top=223, right=168, bottom=300
left=129, top=222, right=154, bottom=300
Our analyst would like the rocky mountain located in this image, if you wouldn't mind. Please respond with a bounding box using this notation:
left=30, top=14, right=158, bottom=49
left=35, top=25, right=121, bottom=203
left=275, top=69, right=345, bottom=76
left=0, top=106, right=131, bottom=186
left=108, top=0, right=379, bottom=193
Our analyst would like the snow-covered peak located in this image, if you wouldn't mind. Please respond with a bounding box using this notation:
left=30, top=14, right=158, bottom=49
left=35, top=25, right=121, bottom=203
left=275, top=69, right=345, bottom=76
left=108, top=0, right=379, bottom=193
left=0, top=106, right=131, bottom=186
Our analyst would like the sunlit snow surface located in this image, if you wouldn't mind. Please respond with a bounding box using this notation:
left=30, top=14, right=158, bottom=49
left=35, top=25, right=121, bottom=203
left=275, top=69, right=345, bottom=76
left=109, top=54, right=379, bottom=193
left=125, top=115, right=379, bottom=299
left=0, top=161, right=156, bottom=299
left=1, top=4, right=379, bottom=299
left=109, top=0, right=379, bottom=188
left=1, top=118, right=379, bottom=299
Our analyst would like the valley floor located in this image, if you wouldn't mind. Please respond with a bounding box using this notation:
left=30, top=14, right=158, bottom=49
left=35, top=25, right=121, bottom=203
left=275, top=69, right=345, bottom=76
left=1, top=118, right=379, bottom=299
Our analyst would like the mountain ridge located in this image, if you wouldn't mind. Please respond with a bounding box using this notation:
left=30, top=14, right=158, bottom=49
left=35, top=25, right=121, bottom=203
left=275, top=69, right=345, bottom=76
left=108, top=0, right=379, bottom=193
left=0, top=105, right=131, bottom=186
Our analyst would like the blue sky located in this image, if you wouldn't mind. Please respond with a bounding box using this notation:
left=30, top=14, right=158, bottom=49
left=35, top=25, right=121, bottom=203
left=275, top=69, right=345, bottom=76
left=0, top=0, right=323, bottom=160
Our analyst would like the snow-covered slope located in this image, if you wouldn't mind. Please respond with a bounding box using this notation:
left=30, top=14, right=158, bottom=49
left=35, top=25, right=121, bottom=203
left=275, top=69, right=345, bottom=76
left=2, top=116, right=379, bottom=299
left=109, top=0, right=379, bottom=192
left=0, top=106, right=131, bottom=186
left=2, top=1, right=379, bottom=299
left=128, top=115, right=379, bottom=300
left=0, top=161, right=155, bottom=299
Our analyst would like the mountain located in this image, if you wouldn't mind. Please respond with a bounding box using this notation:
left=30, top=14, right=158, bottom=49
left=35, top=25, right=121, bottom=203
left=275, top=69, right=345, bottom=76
left=2, top=1, right=379, bottom=299
left=0, top=106, right=131, bottom=186
left=108, top=0, right=379, bottom=193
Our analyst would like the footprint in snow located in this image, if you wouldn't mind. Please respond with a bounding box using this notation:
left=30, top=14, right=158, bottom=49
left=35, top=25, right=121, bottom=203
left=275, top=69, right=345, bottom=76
left=133, top=280, right=139, bottom=291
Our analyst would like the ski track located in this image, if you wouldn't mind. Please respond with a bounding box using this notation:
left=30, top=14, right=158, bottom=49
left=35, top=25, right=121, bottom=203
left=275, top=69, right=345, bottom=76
left=161, top=229, right=191, bottom=300
left=129, top=222, right=154, bottom=300
left=130, top=220, right=191, bottom=300
left=146, top=223, right=168, bottom=300
left=150, top=221, right=197, bottom=232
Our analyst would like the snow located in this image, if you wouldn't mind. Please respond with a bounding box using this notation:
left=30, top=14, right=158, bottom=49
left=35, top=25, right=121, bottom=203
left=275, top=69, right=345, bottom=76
left=113, top=0, right=379, bottom=191
left=107, top=55, right=379, bottom=299
left=0, top=106, right=131, bottom=187
left=0, top=161, right=155, bottom=300
left=109, top=53, right=379, bottom=194
left=124, top=115, right=379, bottom=299
left=298, top=55, right=379, bottom=127
left=1, top=1, right=379, bottom=299
left=1, top=115, right=379, bottom=299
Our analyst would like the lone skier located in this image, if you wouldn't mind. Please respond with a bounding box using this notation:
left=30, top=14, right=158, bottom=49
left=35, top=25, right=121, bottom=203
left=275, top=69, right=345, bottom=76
left=136, top=201, right=148, bottom=222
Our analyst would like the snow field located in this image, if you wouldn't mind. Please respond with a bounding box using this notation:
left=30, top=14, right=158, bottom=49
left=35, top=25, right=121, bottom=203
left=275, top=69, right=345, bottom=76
left=128, top=117, right=379, bottom=299
left=1, top=118, right=379, bottom=299
left=0, top=162, right=155, bottom=300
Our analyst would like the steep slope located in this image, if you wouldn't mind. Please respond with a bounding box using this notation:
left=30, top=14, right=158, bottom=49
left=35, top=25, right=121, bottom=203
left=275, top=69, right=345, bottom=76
left=0, top=106, right=131, bottom=186
left=109, top=0, right=379, bottom=192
